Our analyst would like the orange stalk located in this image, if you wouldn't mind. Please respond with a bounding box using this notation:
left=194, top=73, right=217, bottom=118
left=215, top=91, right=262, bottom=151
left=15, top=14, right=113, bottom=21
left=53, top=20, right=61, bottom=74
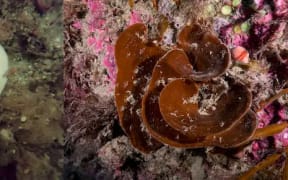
left=158, top=15, right=169, bottom=38
left=128, top=0, right=134, bottom=8
left=152, top=0, right=158, bottom=10
left=257, top=88, right=288, bottom=112
left=239, top=153, right=282, bottom=180
left=173, top=0, right=181, bottom=6
left=252, top=122, right=288, bottom=140
left=284, top=158, right=288, bottom=180
left=284, top=148, right=288, bottom=180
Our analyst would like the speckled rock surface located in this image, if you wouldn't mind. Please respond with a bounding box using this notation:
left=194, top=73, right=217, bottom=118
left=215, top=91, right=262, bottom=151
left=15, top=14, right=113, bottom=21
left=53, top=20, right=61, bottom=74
left=63, top=0, right=288, bottom=179
left=0, top=0, right=63, bottom=179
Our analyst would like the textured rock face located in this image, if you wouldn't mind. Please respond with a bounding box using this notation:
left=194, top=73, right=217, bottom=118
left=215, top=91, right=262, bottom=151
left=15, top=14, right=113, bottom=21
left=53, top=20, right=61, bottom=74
left=63, top=0, right=288, bottom=179
left=0, top=1, right=63, bottom=179
left=0, top=44, right=8, bottom=95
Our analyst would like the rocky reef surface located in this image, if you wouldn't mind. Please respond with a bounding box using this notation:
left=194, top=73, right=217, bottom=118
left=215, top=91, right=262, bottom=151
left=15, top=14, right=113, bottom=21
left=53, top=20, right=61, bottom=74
left=0, top=0, right=63, bottom=179
left=64, top=0, right=288, bottom=179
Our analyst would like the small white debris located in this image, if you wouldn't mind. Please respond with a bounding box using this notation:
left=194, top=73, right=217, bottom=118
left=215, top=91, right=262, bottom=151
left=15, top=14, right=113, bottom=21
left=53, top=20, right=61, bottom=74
left=136, top=108, right=141, bottom=116
left=152, top=40, right=158, bottom=44
left=20, top=116, right=27, bottom=123
left=126, top=93, right=136, bottom=105
left=189, top=117, right=194, bottom=122
left=190, top=43, right=198, bottom=49
left=219, top=121, right=225, bottom=127
left=170, top=112, right=178, bottom=117
left=176, top=134, right=179, bottom=139
left=167, top=78, right=177, bottom=82
left=219, top=137, right=223, bottom=143
left=151, top=95, right=158, bottom=103
left=219, top=78, right=229, bottom=92
left=198, top=108, right=210, bottom=116
left=140, top=123, right=146, bottom=132
left=156, top=79, right=166, bottom=86
left=144, top=75, right=151, bottom=82
left=0, top=129, right=14, bottom=142
left=129, top=108, right=133, bottom=114
left=278, top=93, right=288, bottom=105
left=183, top=94, right=199, bottom=104
left=135, top=32, right=146, bottom=42
left=134, top=68, right=139, bottom=74
left=183, top=126, right=189, bottom=132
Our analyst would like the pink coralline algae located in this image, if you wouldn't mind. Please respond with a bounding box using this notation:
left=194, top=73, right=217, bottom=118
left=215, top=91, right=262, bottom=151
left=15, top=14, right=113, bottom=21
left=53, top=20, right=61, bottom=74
left=278, top=106, right=288, bottom=120
left=103, top=44, right=116, bottom=84
left=250, top=105, right=275, bottom=160
left=252, top=104, right=288, bottom=159
left=251, top=13, right=273, bottom=40
left=86, top=0, right=103, bottom=13
left=251, top=12, right=286, bottom=44
left=219, top=24, right=249, bottom=47
left=87, top=35, right=103, bottom=53
left=273, top=0, right=288, bottom=17
left=257, top=105, right=275, bottom=129
left=274, top=121, right=288, bottom=148
left=83, top=0, right=117, bottom=85
left=82, top=1, right=148, bottom=87
left=72, top=20, right=82, bottom=30
left=129, top=10, right=143, bottom=25
left=274, top=106, right=288, bottom=148
left=85, top=0, right=106, bottom=31
left=251, top=139, right=269, bottom=160
left=252, top=0, right=264, bottom=10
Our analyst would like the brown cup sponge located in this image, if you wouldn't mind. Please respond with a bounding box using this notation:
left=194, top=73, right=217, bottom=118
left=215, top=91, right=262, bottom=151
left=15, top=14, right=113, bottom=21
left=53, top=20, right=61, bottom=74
left=115, top=23, right=256, bottom=153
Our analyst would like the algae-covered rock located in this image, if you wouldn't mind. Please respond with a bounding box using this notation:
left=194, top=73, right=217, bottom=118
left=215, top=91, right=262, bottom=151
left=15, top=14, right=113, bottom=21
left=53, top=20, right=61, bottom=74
left=0, top=44, right=8, bottom=95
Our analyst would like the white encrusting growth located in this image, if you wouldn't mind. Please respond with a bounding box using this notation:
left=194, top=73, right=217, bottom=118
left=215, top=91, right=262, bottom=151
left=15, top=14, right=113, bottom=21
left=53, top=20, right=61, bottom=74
left=197, top=79, right=228, bottom=116
left=198, top=93, right=221, bottom=116
left=183, top=94, right=199, bottom=104
left=198, top=94, right=219, bottom=115
left=177, top=79, right=229, bottom=116
left=126, top=91, right=136, bottom=105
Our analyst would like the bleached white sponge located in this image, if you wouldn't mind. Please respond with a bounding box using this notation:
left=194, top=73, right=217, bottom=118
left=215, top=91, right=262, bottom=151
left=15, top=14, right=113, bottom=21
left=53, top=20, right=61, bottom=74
left=0, top=44, right=8, bottom=95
